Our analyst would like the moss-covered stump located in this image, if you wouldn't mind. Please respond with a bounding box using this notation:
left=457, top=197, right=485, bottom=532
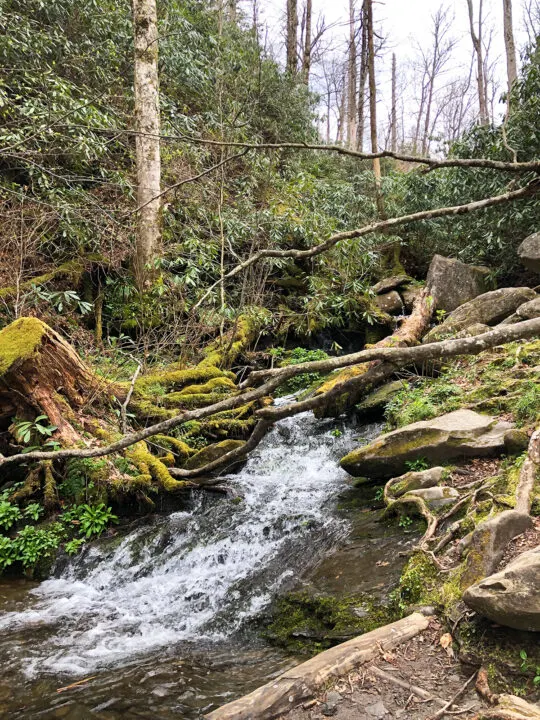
left=0, top=317, right=107, bottom=444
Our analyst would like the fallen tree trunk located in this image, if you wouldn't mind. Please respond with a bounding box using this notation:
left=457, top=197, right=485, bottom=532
left=3, top=317, right=540, bottom=476
left=204, top=612, right=430, bottom=720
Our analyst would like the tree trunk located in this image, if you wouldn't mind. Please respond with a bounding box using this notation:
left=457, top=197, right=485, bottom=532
left=286, top=0, right=298, bottom=76
left=357, top=2, right=368, bottom=151
left=132, top=0, right=162, bottom=291
left=366, top=0, right=385, bottom=217
left=301, top=0, right=312, bottom=83
left=502, top=0, right=517, bottom=101
left=391, top=53, right=397, bottom=153
left=347, top=0, right=358, bottom=147
left=0, top=318, right=104, bottom=446
left=466, top=0, right=489, bottom=126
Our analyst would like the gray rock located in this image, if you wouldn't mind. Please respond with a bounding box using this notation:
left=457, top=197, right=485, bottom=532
left=426, top=254, right=491, bottom=312
left=516, top=296, right=540, bottom=319
left=389, top=467, right=446, bottom=498
left=374, top=290, right=403, bottom=314
left=463, top=546, right=540, bottom=631
left=355, top=380, right=408, bottom=419
left=504, top=429, right=530, bottom=455
left=518, top=232, right=540, bottom=273
left=459, top=510, right=534, bottom=590
left=424, top=287, right=537, bottom=342
left=365, top=700, right=390, bottom=719
left=340, top=409, right=513, bottom=479
left=372, top=274, right=411, bottom=294
left=497, top=313, right=522, bottom=326
left=407, top=485, right=460, bottom=509
left=402, top=285, right=423, bottom=312
left=454, top=322, right=491, bottom=339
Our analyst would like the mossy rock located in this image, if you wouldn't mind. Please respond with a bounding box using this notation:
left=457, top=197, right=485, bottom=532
left=355, top=380, right=408, bottom=419
left=0, top=317, right=48, bottom=376
left=184, top=439, right=246, bottom=470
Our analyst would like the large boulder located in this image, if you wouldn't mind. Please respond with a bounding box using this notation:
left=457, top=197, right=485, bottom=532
left=463, top=546, right=540, bottom=631
left=426, top=254, right=491, bottom=312
left=518, top=232, right=540, bottom=273
left=340, top=409, right=512, bottom=479
left=425, top=287, right=537, bottom=342
left=372, top=274, right=411, bottom=294
left=459, top=510, right=534, bottom=590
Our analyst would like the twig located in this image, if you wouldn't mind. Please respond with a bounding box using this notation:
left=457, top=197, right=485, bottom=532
left=369, top=665, right=445, bottom=705
left=426, top=672, right=477, bottom=720
left=120, top=362, right=141, bottom=434
left=57, top=676, right=96, bottom=693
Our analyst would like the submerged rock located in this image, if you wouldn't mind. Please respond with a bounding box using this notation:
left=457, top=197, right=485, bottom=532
left=426, top=254, right=490, bottom=312
left=424, top=287, right=536, bottom=342
left=463, top=546, right=540, bottom=631
left=518, top=232, right=540, bottom=273
left=340, top=410, right=512, bottom=480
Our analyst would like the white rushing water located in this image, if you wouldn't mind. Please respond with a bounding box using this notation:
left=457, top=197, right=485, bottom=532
left=0, top=411, right=378, bottom=677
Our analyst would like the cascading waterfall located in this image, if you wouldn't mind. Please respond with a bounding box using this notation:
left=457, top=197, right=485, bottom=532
left=0, top=410, right=379, bottom=680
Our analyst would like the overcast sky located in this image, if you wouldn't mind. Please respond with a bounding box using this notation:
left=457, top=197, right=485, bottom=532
left=253, top=0, right=535, bottom=134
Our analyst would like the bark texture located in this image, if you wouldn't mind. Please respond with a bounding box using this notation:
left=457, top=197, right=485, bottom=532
left=132, top=0, right=161, bottom=290
left=502, top=0, right=518, bottom=100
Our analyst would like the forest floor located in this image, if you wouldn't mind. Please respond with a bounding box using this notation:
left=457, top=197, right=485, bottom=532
left=286, top=618, right=485, bottom=720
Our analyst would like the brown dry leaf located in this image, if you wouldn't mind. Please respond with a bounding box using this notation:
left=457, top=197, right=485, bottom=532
left=382, top=651, right=397, bottom=664
left=439, top=632, right=452, bottom=649
left=376, top=561, right=389, bottom=567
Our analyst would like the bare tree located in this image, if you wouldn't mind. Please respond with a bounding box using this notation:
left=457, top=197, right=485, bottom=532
left=131, top=0, right=161, bottom=292
left=301, top=0, right=313, bottom=82
left=286, top=0, right=298, bottom=75
left=466, top=0, right=489, bottom=125
left=356, top=1, right=368, bottom=151
left=346, top=0, right=358, bottom=147
left=523, top=0, right=540, bottom=48
left=366, top=0, right=384, bottom=216
left=502, top=0, right=518, bottom=100
left=391, top=53, right=397, bottom=153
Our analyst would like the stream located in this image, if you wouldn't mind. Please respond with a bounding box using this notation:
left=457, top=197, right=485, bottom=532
left=0, top=409, right=415, bottom=719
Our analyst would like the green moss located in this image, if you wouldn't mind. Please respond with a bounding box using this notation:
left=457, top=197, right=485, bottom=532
left=0, top=317, right=48, bottom=376
left=265, top=591, right=399, bottom=654
left=149, top=435, right=193, bottom=458
left=395, top=551, right=440, bottom=608
left=176, top=377, right=236, bottom=395
left=162, top=391, right=231, bottom=409
left=126, top=442, right=191, bottom=492
left=135, top=365, right=228, bottom=392
left=0, top=260, right=84, bottom=300
left=184, top=439, right=245, bottom=470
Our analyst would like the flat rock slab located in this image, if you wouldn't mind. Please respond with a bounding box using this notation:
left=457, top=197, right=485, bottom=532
left=340, top=409, right=512, bottom=480
left=463, top=545, right=540, bottom=631
left=205, top=613, right=430, bottom=720
left=372, top=275, right=411, bottom=295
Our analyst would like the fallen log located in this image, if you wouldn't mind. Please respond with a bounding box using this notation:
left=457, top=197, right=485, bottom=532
left=204, top=612, right=430, bottom=720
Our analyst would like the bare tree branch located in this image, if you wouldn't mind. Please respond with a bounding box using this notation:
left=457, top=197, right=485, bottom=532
left=193, top=179, right=539, bottom=309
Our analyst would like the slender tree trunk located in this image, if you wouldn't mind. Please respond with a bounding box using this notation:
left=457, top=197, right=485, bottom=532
left=502, top=0, right=517, bottom=101
left=347, top=0, right=357, bottom=147
left=337, top=67, right=347, bottom=143
left=301, top=0, right=312, bottom=83
left=466, top=0, right=489, bottom=125
left=132, top=0, right=161, bottom=291
left=356, top=2, right=368, bottom=151
left=286, top=0, right=298, bottom=75
left=366, top=0, right=385, bottom=217
left=326, top=89, right=331, bottom=142
left=391, top=52, right=397, bottom=153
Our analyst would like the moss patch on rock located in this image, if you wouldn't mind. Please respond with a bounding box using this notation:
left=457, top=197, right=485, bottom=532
left=0, top=317, right=48, bottom=376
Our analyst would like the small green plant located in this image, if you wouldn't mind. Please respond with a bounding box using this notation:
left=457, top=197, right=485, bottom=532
left=12, top=415, right=57, bottom=445
left=78, top=503, right=118, bottom=538
left=330, top=428, right=342, bottom=438
left=519, top=650, right=540, bottom=685
left=64, top=538, right=86, bottom=556
left=398, top=515, right=414, bottom=529
left=0, top=501, right=22, bottom=531
left=404, top=458, right=429, bottom=472
left=11, top=524, right=64, bottom=568
left=435, top=308, right=447, bottom=323
left=31, top=286, right=93, bottom=315
left=23, top=503, right=44, bottom=521
left=374, top=487, right=384, bottom=501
